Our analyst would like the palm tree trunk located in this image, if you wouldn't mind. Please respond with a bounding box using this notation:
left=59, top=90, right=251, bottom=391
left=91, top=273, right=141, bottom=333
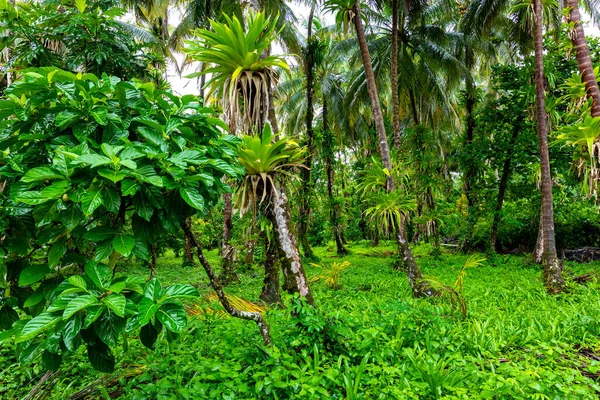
left=462, top=47, right=477, bottom=251
left=489, top=117, right=522, bottom=252
left=298, top=4, right=316, bottom=259
left=391, top=0, right=401, bottom=148
left=533, top=0, right=564, bottom=294
left=565, top=0, right=600, bottom=117
left=267, top=187, right=314, bottom=305
left=219, top=192, right=239, bottom=285
left=353, top=3, right=432, bottom=297
left=323, top=99, right=348, bottom=256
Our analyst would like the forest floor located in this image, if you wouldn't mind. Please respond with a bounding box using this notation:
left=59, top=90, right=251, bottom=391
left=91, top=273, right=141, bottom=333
left=3, top=242, right=600, bottom=399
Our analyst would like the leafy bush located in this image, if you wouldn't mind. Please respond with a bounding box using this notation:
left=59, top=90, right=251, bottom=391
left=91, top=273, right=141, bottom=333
left=0, top=68, right=241, bottom=371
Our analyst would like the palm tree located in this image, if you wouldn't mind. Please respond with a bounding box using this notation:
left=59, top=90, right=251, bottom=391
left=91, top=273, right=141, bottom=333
left=324, top=0, right=434, bottom=297
left=533, top=0, right=565, bottom=293
left=277, top=21, right=350, bottom=255
left=298, top=3, right=317, bottom=259
left=564, top=0, right=600, bottom=117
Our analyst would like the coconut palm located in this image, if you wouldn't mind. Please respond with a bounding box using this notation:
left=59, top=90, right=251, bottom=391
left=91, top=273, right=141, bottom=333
left=237, top=122, right=314, bottom=305
left=324, top=0, right=435, bottom=297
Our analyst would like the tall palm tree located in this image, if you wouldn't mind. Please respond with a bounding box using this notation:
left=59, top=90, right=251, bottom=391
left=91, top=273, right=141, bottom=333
left=564, top=0, right=600, bottom=117
left=298, top=3, right=317, bottom=259
left=533, top=0, right=565, bottom=293
left=324, top=0, right=434, bottom=297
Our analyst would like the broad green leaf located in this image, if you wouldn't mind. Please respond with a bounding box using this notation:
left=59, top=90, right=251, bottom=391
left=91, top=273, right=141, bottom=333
left=42, top=350, right=62, bottom=371
left=17, top=313, right=62, bottom=343
left=107, top=280, right=127, bottom=294
left=83, top=306, right=105, bottom=329
left=0, top=305, right=19, bottom=330
left=19, top=265, right=51, bottom=286
left=81, top=187, right=103, bottom=215
left=63, top=295, right=98, bottom=319
left=48, top=237, right=67, bottom=268
left=98, top=168, right=127, bottom=183
left=112, top=234, right=135, bottom=256
left=94, top=311, right=126, bottom=347
left=21, top=167, right=64, bottom=183
left=164, top=284, right=199, bottom=299
left=179, top=186, right=204, bottom=210
left=144, top=279, right=162, bottom=301
left=139, top=322, right=161, bottom=350
left=72, top=154, right=112, bottom=168
left=41, top=180, right=69, bottom=199
left=63, top=315, right=82, bottom=351
left=156, top=303, right=187, bottom=333
left=84, top=226, right=116, bottom=241
left=47, top=294, right=78, bottom=312
left=103, top=294, right=126, bottom=317
left=87, top=342, right=115, bottom=373
left=23, top=289, right=46, bottom=308
left=84, top=262, right=111, bottom=290
left=67, top=275, right=88, bottom=291
left=16, top=191, right=51, bottom=205
left=137, top=297, right=160, bottom=326
left=91, top=108, right=108, bottom=125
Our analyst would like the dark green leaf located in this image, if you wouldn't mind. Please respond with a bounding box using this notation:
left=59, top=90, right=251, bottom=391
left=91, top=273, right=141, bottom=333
left=112, top=234, right=135, bottom=257
left=103, top=294, right=126, bottom=317
left=63, top=295, right=98, bottom=319
left=156, top=303, right=187, bottom=333
left=84, top=261, right=111, bottom=290
left=17, top=313, right=62, bottom=343
left=42, top=350, right=62, bottom=371
left=19, top=265, right=51, bottom=286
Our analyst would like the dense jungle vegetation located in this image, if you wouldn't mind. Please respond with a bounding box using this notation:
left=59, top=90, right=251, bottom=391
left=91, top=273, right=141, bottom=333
left=2, top=0, right=600, bottom=398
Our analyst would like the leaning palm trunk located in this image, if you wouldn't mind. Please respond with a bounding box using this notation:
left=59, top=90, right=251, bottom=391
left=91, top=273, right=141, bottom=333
left=533, top=0, right=565, bottom=293
left=565, top=0, right=600, bottom=118
left=266, top=186, right=314, bottom=305
left=353, top=2, right=433, bottom=297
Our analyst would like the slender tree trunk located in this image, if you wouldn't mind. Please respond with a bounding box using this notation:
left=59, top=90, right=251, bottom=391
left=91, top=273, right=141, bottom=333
left=181, top=221, right=271, bottom=345
left=489, top=118, right=522, bottom=252
left=462, top=47, right=477, bottom=251
left=353, top=3, right=432, bottom=297
left=149, top=244, right=156, bottom=280
left=183, top=217, right=194, bottom=265
left=391, top=0, right=401, bottom=148
left=266, top=187, right=314, bottom=305
left=298, top=4, right=316, bottom=259
left=565, top=0, right=600, bottom=117
left=259, top=230, right=281, bottom=306
left=323, top=99, right=348, bottom=256
left=219, top=192, right=239, bottom=285
left=533, top=0, right=565, bottom=293
left=532, top=211, right=544, bottom=263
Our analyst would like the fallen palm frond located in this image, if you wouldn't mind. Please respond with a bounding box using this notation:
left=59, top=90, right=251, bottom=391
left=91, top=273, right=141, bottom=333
left=186, top=292, right=267, bottom=318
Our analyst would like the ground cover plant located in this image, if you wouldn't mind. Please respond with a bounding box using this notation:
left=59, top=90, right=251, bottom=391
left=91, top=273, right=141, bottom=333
left=2, top=243, right=600, bottom=398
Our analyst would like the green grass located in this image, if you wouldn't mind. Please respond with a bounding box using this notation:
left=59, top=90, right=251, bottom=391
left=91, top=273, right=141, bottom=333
left=3, top=242, right=600, bottom=399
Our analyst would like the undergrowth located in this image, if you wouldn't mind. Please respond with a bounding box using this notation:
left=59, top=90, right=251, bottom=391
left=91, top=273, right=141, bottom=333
left=2, top=242, right=600, bottom=399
